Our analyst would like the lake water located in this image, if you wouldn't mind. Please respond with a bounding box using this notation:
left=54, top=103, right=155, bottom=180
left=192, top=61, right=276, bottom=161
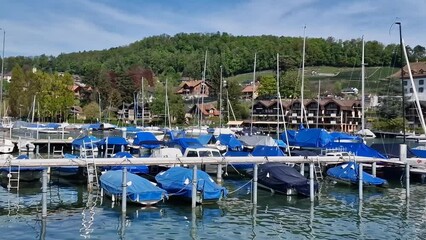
left=0, top=175, right=425, bottom=240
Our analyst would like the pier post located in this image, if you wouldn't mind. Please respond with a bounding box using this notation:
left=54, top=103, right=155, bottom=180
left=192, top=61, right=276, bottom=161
left=405, top=162, right=410, bottom=198
left=216, top=164, right=222, bottom=184
left=47, top=136, right=51, bottom=159
left=42, top=168, right=48, bottom=218
left=87, top=164, right=94, bottom=193
left=309, top=162, right=314, bottom=202
left=359, top=163, right=363, bottom=201
left=62, top=126, right=65, bottom=139
left=18, top=137, right=21, bottom=155
left=300, top=163, right=305, bottom=176
left=122, top=168, right=127, bottom=214
left=400, top=144, right=407, bottom=162
left=36, top=123, right=39, bottom=139
left=372, top=162, right=377, bottom=177
left=122, top=128, right=127, bottom=139
left=36, top=145, right=39, bottom=159
left=192, top=165, right=198, bottom=208
left=253, top=163, right=258, bottom=205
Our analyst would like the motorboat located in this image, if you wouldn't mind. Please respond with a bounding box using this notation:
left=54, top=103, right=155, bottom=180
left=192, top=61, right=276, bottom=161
left=254, top=162, right=318, bottom=197
left=326, top=162, right=388, bottom=187
left=155, top=166, right=227, bottom=204
left=100, top=170, right=167, bottom=205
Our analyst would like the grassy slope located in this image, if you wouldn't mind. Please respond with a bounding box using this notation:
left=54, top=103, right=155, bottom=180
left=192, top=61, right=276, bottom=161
left=227, top=66, right=399, bottom=97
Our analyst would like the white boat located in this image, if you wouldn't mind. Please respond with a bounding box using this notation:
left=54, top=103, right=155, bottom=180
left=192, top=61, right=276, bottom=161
left=0, top=139, right=14, bottom=154
left=0, top=116, right=14, bottom=129
left=17, top=139, right=35, bottom=152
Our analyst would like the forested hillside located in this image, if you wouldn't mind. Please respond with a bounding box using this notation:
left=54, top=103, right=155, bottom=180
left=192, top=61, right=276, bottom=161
left=3, top=33, right=426, bottom=123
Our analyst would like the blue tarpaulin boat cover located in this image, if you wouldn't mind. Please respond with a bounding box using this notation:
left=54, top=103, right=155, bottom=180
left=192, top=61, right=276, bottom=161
left=327, top=162, right=388, bottom=186
left=197, top=134, right=216, bottom=145
left=133, top=132, right=161, bottom=149
left=251, top=145, right=286, bottom=156
left=329, top=132, right=363, bottom=142
left=72, top=135, right=100, bottom=149
left=169, top=138, right=204, bottom=154
left=216, top=134, right=243, bottom=150
left=100, top=170, right=166, bottom=203
left=324, top=142, right=387, bottom=159
left=286, top=128, right=332, bottom=148
left=98, top=136, right=129, bottom=146
left=280, top=129, right=298, bottom=144
left=155, top=167, right=227, bottom=201
left=105, top=152, right=149, bottom=174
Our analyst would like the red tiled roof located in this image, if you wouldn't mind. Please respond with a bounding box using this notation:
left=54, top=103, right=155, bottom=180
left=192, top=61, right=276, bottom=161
left=392, top=62, right=426, bottom=79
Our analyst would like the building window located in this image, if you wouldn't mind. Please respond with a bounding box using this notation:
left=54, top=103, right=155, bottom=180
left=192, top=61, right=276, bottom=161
left=419, top=87, right=424, bottom=93
left=420, top=80, right=424, bottom=85
left=404, top=80, right=408, bottom=86
left=410, top=88, right=413, bottom=93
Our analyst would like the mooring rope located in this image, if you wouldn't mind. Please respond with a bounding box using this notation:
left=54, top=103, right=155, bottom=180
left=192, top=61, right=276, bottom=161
left=227, top=179, right=253, bottom=195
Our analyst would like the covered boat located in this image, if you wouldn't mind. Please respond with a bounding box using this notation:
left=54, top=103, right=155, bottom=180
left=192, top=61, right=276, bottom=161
left=0, top=155, right=45, bottom=182
left=155, top=167, right=227, bottom=204
left=255, top=162, right=318, bottom=196
left=103, top=152, right=149, bottom=174
left=100, top=170, right=167, bottom=205
left=326, top=162, right=388, bottom=187
left=50, top=153, right=84, bottom=179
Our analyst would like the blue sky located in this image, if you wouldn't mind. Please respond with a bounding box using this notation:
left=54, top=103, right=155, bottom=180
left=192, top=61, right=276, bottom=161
left=1, top=0, right=425, bottom=56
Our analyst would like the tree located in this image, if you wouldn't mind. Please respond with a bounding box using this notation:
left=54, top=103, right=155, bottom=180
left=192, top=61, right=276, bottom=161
left=257, top=75, right=276, bottom=98
left=83, top=102, right=100, bottom=122
left=280, top=70, right=300, bottom=98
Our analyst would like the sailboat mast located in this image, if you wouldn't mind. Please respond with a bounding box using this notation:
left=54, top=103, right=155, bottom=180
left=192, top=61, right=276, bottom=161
left=141, top=77, right=145, bottom=127
left=200, top=50, right=207, bottom=129
left=396, top=22, right=406, bottom=143
left=276, top=53, right=280, bottom=138
left=301, top=25, right=306, bottom=127
left=402, top=38, right=426, bottom=134
left=219, top=66, right=223, bottom=129
left=250, top=53, right=257, bottom=135
left=316, top=80, right=321, bottom=128
left=361, top=36, right=365, bottom=134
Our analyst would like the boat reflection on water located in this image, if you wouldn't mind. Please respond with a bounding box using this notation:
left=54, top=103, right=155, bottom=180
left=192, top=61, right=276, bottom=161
left=326, top=184, right=385, bottom=206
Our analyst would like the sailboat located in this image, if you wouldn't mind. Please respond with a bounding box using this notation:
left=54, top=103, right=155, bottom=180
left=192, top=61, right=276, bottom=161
left=355, top=36, right=376, bottom=139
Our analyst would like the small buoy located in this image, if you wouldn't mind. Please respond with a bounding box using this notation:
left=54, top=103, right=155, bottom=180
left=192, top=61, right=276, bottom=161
left=7, top=173, right=12, bottom=178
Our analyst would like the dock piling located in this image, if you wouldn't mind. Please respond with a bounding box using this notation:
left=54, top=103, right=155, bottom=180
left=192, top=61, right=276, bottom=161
left=217, top=163, right=223, bottom=184
left=42, top=168, right=48, bottom=218
left=121, top=167, right=127, bottom=214
left=309, top=162, right=314, bottom=202
left=47, top=136, right=51, bottom=159
left=406, top=162, right=410, bottom=198
left=300, top=163, right=305, bottom=176
left=359, top=163, right=363, bottom=200
left=192, top=165, right=197, bottom=208
left=372, top=162, right=377, bottom=177
left=253, top=163, right=258, bottom=205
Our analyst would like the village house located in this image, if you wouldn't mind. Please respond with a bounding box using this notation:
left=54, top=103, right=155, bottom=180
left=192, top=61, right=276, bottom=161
left=176, top=79, right=213, bottom=99
left=250, top=98, right=363, bottom=133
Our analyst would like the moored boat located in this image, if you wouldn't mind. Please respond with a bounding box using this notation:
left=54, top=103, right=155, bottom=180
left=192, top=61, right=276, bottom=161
left=155, top=166, right=227, bottom=204
left=100, top=170, right=167, bottom=205
left=327, top=162, right=388, bottom=187
left=254, top=162, right=318, bottom=197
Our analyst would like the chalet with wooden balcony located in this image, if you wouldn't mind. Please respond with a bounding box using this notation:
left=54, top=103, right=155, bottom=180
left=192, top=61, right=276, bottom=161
left=176, top=79, right=212, bottom=99
left=241, top=82, right=259, bottom=100
left=187, top=103, right=220, bottom=120
left=249, top=98, right=362, bottom=133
